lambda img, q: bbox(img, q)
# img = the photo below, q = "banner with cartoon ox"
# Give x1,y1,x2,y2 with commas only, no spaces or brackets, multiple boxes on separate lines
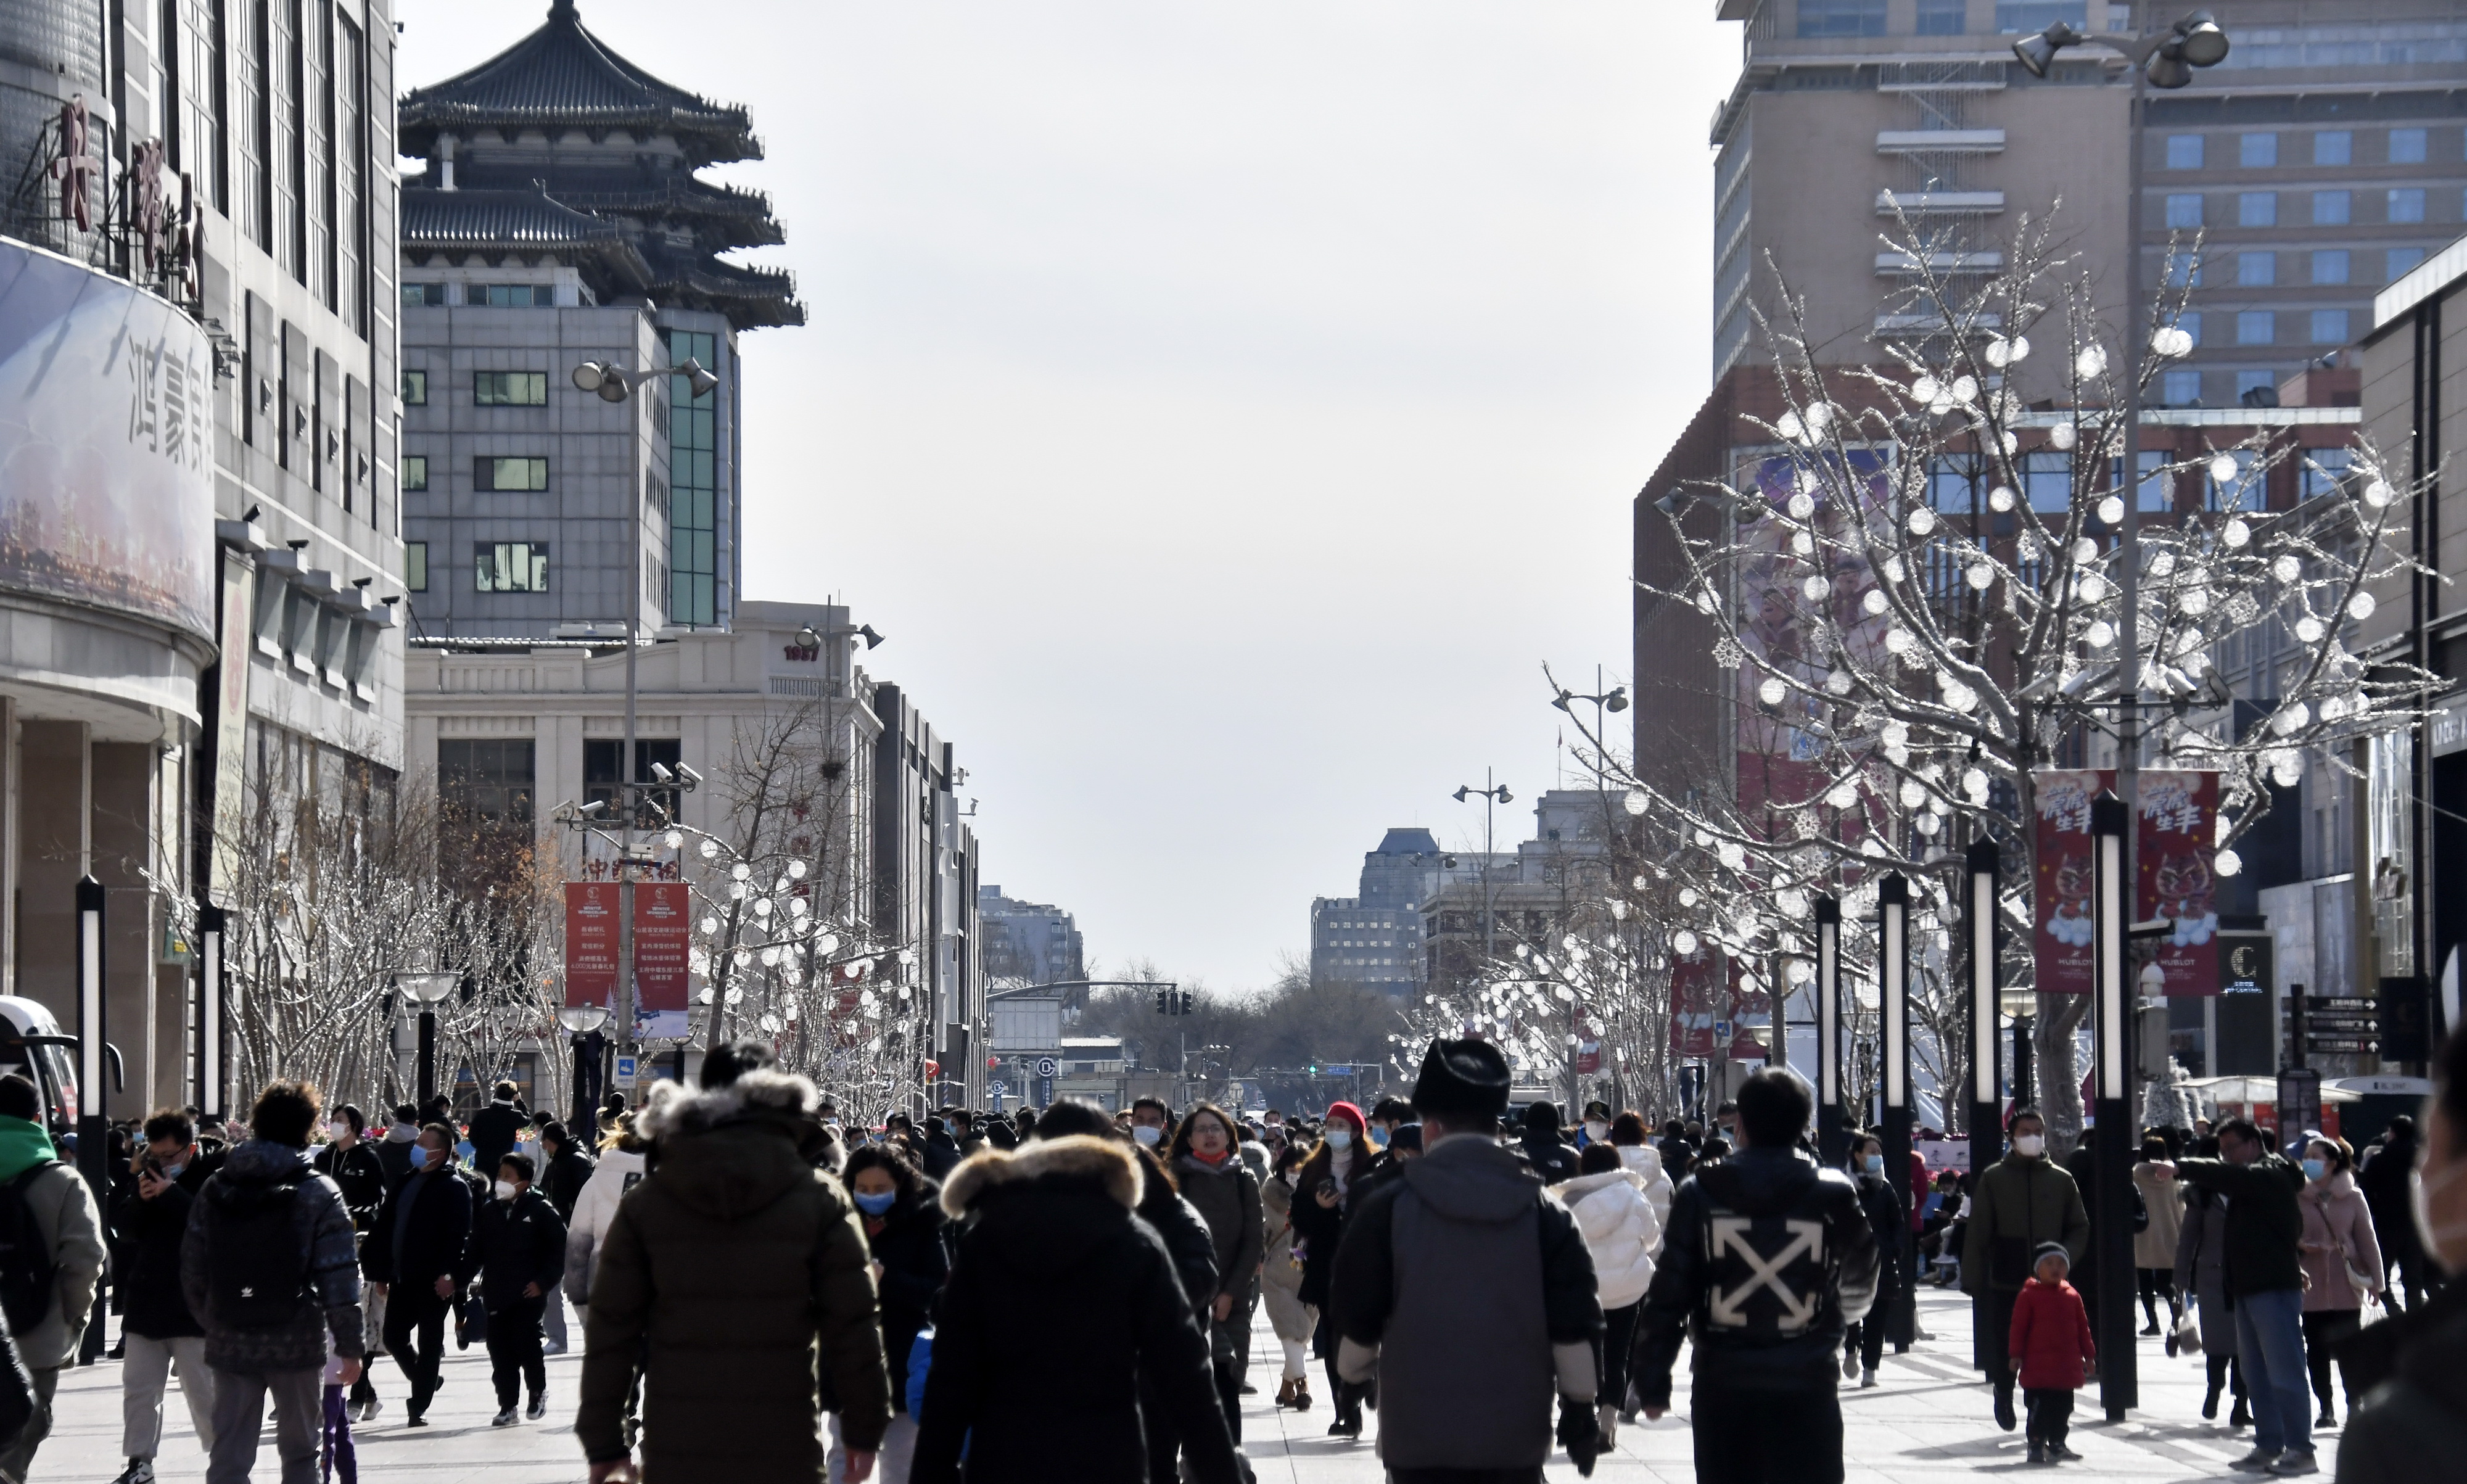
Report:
2030,769,2220,996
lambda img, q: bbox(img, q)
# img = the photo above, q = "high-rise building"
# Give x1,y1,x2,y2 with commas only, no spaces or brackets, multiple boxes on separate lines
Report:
1311,828,1501,995
871,684,985,1108
0,0,406,1121
396,0,800,638
978,887,1087,987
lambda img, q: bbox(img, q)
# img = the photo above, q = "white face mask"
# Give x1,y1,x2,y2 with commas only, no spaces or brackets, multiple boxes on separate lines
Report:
2416,1157,2467,1270
2014,1134,2046,1159
1131,1124,1163,1146
1327,1128,1353,1150
327,1120,350,1141
1584,1121,1610,1142
494,1179,518,1202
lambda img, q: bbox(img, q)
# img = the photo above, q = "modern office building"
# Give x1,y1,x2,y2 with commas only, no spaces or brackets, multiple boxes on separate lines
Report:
978,886,1087,987
1311,827,1504,996
871,683,986,1108
397,0,800,638
0,0,406,1119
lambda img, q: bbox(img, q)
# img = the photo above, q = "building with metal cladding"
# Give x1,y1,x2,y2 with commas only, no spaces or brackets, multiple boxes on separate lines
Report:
0,0,405,1123
397,0,801,638
871,683,985,1109
978,887,1087,987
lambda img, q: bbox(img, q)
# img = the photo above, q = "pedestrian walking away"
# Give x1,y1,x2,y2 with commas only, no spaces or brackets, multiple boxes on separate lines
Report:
1841,1131,1908,1391
0,1072,105,1484
1332,1038,1607,1484
2008,1242,2096,1465
562,1113,648,1324
181,1080,367,1484
471,1152,566,1427
1961,1108,2089,1433
467,1083,527,1185
533,1121,595,1356
1631,1066,1880,1484
110,1108,218,1484
2352,1115,2430,1314
1557,1139,1660,1446
2178,1115,2318,1475
2177,1136,2251,1428
576,1039,890,1484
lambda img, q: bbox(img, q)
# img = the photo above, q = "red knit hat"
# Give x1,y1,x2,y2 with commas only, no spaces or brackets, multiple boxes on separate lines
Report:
1324,1101,1366,1134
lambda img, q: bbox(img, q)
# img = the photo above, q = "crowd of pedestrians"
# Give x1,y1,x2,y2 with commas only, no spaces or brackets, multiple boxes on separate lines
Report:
7,1023,2467,1482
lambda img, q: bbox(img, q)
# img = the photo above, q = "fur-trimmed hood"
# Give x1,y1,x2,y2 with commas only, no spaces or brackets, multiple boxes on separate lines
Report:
634,1069,836,1221
940,1134,1140,1219
637,1068,821,1142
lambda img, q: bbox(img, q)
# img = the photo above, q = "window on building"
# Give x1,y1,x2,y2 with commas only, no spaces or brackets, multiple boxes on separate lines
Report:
2163,251,2202,287
667,329,720,627
2388,188,2427,224
2314,131,2351,167
2236,310,2276,345
2165,134,2204,170
2390,128,2428,165
2165,194,2205,229
475,542,550,593
2235,370,2278,402
2162,368,2203,406
1797,0,1885,36
2312,249,2350,285
402,368,427,405
2024,451,2072,514
468,283,553,307
2389,247,2428,282
439,739,535,832
2310,308,2350,345
2173,311,2201,346
1997,1,2085,31
405,541,427,592
2238,252,2275,287
2233,192,2283,227
2207,450,2260,511
2112,449,2170,513
2240,133,2278,168
1916,0,1966,35
1927,457,1987,512
474,371,548,406
401,455,427,492
474,456,548,492
2312,190,2350,225
2300,447,2352,501
583,738,683,825
400,282,445,308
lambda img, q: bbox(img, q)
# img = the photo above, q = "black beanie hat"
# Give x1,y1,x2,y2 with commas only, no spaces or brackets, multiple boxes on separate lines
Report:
2032,1241,2070,1270
1411,1039,1511,1119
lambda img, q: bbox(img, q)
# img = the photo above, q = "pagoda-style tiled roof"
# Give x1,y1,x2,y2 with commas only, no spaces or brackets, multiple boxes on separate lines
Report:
399,0,760,166
453,170,785,252
400,186,652,292
661,259,805,329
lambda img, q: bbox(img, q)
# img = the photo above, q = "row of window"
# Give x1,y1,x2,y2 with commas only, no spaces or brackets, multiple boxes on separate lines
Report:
400,456,550,492
1923,449,2349,514
2165,129,2453,171
2149,308,2354,349
2167,246,2427,290
401,282,558,308
401,369,558,406
2162,188,2461,229
1800,0,2078,39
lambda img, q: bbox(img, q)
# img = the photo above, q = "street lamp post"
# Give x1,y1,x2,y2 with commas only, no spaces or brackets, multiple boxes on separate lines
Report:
1968,835,2003,1182
1877,872,1915,1349
75,876,107,1364
196,903,226,1122
2090,791,2138,1417
1451,770,1516,1086
398,972,459,1108
558,1003,611,1129
1816,893,1845,1164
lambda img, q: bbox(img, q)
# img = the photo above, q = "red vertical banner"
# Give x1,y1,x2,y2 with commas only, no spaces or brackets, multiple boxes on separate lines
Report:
2138,770,2221,997
634,881,692,1036
1671,949,1721,1056
2030,770,2107,996
564,882,619,1008
1727,958,1772,1060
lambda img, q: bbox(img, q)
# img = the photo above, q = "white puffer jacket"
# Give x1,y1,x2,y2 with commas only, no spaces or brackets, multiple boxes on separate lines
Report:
1617,1144,1675,1241
561,1145,646,1304
1555,1168,1662,1310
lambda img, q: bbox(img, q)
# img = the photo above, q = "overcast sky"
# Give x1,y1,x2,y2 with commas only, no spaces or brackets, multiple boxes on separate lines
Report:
402,1,1737,991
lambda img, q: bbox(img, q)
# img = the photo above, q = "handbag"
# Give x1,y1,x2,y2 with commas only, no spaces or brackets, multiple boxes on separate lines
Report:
2173,1304,2202,1356
455,1286,488,1349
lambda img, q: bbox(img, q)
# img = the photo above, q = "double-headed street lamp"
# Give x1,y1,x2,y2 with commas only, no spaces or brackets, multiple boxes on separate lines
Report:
556,1002,611,1129
1452,772,1514,975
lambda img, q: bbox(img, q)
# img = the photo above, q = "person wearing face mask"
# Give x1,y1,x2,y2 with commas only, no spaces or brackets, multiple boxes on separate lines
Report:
470,1153,567,1427
1166,1103,1264,1450
2291,1136,2381,1431
2177,1116,2315,1474
1290,1102,1371,1437
1577,1101,1615,1150
110,1108,215,1484
1128,1097,1175,1151
2337,1026,2467,1478
358,1123,476,1427
831,1144,945,1484
1840,1132,1908,1390
1961,1108,2090,1433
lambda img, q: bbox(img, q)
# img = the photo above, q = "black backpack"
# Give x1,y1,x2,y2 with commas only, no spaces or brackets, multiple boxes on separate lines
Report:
202,1175,311,1329
0,1163,59,1332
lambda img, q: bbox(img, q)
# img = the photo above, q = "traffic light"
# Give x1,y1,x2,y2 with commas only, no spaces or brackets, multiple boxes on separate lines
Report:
1154,988,1168,1015
1179,989,1195,1015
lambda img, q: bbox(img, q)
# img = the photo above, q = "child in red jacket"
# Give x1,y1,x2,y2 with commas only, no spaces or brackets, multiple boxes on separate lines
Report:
2009,1240,2096,1464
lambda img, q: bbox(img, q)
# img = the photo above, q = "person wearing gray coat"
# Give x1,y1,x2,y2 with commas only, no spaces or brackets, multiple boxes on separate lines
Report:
2175,1145,2247,1428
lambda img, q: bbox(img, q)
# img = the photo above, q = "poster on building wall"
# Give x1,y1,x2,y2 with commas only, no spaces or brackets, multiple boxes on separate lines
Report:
1671,949,1721,1057
2030,769,2220,996
1728,957,1773,1059
207,551,254,909
633,881,692,1038
564,883,619,1008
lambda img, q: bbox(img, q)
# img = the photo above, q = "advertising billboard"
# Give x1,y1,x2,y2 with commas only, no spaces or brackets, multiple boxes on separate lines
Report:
0,241,215,640
2030,769,2220,996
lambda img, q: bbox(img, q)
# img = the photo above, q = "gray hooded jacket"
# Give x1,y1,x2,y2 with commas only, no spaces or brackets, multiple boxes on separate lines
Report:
180,1139,364,1373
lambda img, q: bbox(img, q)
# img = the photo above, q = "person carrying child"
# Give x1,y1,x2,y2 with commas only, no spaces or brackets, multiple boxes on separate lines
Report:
2009,1240,2096,1465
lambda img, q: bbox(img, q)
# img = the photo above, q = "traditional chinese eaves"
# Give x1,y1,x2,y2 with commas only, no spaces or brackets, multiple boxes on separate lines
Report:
398,186,652,292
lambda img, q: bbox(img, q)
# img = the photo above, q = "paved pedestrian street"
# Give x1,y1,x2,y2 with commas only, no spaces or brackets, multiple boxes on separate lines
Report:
39,1285,2346,1483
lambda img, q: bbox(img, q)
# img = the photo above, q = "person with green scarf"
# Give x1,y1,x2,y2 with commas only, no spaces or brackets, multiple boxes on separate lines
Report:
0,1073,105,1483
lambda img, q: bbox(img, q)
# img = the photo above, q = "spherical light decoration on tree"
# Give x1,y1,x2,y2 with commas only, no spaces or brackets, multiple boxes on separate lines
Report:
1951,376,1979,405
1827,781,1858,809
1791,531,1814,556
2152,325,2194,358
1678,887,1699,907
1885,627,1915,654
2208,453,2241,487
2097,494,2126,525
1862,588,1889,617
1988,485,2016,513
1717,841,1746,870
2049,421,2078,451
2273,554,2305,583
1915,812,1941,836
664,830,683,849
2086,620,2116,648
1673,930,1699,955
1788,492,1816,520
1884,556,1906,583
1908,508,1938,537
1759,677,1788,706
2273,701,2311,735
1777,888,1808,917
699,839,720,860
1623,788,1649,817
2349,592,2377,620
2223,517,2252,548
1899,779,1927,809
700,915,719,935
1826,669,1853,696
1801,574,1829,602
1966,563,1995,592
2181,587,2212,616
2294,616,2326,643
1962,767,1990,800
2075,345,2107,379
1911,376,1940,403
2078,572,2109,602
731,862,752,881
1776,410,1806,443
1984,337,2014,368
2365,480,2394,509
787,860,808,880
2074,538,2100,565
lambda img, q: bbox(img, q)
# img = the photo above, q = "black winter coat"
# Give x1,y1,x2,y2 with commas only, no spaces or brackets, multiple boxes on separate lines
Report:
1288,1144,1371,1311
913,1137,1236,1484
110,1171,207,1339
920,1131,962,1182
862,1190,947,1414
471,1188,566,1312
1853,1170,1909,1275
372,1132,419,1197
542,1146,596,1221
2357,1134,2423,1260
1135,1153,1220,1319
313,1142,388,1232
361,1165,476,1290
1521,1129,1579,1187
466,1102,526,1179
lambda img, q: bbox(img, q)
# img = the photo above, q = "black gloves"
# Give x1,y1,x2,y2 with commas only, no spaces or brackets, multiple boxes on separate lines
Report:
1557,1395,1602,1477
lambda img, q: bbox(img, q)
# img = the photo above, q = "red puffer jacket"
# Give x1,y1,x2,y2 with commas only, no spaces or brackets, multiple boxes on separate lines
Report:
2008,1277,2096,1390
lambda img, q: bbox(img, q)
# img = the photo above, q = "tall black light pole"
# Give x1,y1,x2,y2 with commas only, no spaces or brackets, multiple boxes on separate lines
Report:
2091,792,2138,1417
1968,835,2004,1181
399,973,457,1108
75,876,108,1364
1816,894,1845,1163
1451,772,1513,979
196,902,227,1122
1877,873,1914,1349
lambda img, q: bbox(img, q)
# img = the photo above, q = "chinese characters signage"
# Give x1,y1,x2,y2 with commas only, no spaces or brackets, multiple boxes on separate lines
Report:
2030,770,2220,996
634,881,692,1039
564,883,619,1008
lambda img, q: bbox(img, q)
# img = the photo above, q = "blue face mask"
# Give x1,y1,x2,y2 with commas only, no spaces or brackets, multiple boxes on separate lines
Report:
1863,1154,1885,1174
2302,1158,2327,1181
409,1145,434,1171
853,1189,897,1216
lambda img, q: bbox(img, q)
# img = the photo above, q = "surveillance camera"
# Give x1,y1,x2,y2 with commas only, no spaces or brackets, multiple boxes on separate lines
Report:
649,762,674,783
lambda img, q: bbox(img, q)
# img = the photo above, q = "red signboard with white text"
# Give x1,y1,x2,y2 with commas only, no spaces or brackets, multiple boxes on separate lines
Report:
564,883,619,1008
634,881,692,1037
